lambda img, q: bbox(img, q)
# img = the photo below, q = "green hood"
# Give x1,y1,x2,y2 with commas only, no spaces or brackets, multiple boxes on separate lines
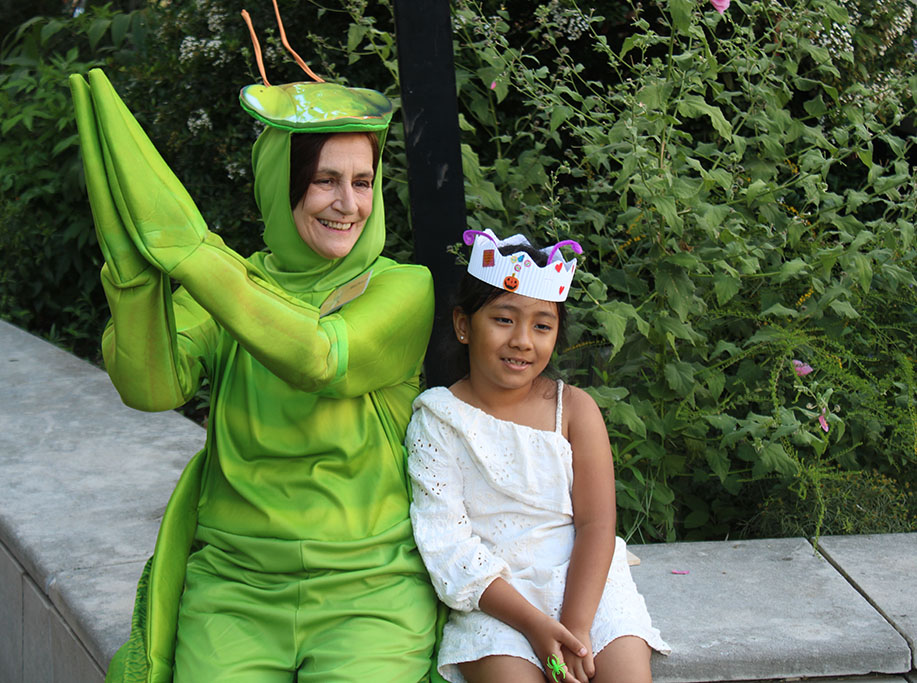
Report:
245,82,393,303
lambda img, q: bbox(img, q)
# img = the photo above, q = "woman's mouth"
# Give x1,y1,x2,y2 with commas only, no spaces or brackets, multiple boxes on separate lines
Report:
318,218,353,231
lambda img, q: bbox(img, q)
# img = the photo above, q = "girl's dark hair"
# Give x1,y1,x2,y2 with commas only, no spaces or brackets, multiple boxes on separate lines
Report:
288,131,381,208
440,241,568,386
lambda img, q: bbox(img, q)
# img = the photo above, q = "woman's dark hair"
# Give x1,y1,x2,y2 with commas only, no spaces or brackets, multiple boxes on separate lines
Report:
440,241,568,386
288,131,381,208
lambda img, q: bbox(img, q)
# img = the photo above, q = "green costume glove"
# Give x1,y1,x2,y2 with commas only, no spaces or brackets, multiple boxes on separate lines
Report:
69,69,206,276
70,72,152,287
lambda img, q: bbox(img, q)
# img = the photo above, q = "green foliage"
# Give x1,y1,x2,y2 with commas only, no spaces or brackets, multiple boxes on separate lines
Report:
445,0,917,541
0,4,149,359
3,0,915,542
746,469,916,540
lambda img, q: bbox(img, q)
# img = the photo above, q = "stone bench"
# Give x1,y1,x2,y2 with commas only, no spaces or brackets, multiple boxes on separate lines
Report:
1,319,915,683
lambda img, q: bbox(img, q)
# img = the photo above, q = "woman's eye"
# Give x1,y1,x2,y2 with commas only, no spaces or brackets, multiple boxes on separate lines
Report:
355,179,373,189
313,178,333,186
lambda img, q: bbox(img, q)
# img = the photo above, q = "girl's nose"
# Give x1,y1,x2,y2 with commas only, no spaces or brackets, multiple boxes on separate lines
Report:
509,326,533,349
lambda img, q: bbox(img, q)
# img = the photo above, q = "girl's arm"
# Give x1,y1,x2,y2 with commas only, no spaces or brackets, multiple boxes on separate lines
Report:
407,409,513,612
408,406,588,683
477,578,588,683
559,385,617,680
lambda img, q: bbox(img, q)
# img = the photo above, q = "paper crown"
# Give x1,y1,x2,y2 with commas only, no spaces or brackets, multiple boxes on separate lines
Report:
463,229,582,302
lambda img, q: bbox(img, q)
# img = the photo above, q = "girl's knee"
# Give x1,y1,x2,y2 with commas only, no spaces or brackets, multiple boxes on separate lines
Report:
593,636,653,683
459,655,546,683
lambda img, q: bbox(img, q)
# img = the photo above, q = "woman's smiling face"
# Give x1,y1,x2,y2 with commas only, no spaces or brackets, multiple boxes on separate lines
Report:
292,133,375,260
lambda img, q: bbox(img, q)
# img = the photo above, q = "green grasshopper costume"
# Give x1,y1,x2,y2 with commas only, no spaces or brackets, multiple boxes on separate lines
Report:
70,66,442,682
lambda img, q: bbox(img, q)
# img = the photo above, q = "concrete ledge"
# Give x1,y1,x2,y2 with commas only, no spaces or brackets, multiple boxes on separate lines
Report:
632,538,912,682
0,320,204,682
1,319,914,683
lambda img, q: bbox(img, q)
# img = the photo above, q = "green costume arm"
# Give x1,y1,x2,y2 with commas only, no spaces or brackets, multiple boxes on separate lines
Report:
73,69,433,402
172,244,434,396
71,71,215,411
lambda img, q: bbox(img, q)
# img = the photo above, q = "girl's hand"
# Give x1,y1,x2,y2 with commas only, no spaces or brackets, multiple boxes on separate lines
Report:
561,626,595,681
522,612,588,683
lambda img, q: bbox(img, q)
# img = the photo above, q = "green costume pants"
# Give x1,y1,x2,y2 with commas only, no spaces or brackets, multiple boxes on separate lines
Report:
173,530,437,682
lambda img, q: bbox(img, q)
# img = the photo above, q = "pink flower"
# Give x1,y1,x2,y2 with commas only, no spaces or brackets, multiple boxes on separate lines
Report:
709,0,730,13
793,359,813,376
818,413,829,432
490,81,497,90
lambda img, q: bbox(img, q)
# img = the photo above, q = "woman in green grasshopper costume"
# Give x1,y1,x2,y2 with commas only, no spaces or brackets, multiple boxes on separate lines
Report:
69,17,440,681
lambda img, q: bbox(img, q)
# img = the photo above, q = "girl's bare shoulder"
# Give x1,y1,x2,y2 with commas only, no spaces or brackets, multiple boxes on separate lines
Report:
562,383,604,434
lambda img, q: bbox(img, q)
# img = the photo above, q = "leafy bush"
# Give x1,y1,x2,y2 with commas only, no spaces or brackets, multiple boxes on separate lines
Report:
442,0,917,541
0,5,149,359
3,0,915,542
746,469,915,539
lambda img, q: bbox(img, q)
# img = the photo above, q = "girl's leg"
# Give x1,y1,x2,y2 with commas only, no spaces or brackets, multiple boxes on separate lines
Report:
592,635,652,683
459,655,546,683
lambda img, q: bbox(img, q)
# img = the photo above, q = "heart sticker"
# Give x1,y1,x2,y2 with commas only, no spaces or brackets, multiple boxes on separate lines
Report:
555,262,563,272
559,286,565,294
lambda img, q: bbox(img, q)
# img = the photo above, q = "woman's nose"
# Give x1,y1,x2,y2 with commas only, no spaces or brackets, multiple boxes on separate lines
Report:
333,183,357,214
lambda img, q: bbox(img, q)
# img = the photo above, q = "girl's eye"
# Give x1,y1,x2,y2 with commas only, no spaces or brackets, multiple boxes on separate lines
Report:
494,316,512,324
535,324,553,332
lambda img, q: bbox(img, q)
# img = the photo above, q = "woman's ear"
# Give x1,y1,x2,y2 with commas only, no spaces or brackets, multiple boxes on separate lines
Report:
453,307,469,344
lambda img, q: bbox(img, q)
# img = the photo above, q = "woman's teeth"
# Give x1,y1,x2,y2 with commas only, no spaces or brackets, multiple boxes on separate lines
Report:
318,218,352,231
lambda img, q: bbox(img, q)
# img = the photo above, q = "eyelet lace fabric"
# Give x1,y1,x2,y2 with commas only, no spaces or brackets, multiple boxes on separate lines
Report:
407,382,670,682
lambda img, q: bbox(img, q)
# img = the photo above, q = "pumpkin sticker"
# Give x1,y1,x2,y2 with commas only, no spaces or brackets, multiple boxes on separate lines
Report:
503,274,520,292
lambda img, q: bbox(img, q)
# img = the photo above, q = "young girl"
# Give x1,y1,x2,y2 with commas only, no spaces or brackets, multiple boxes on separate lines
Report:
408,229,669,683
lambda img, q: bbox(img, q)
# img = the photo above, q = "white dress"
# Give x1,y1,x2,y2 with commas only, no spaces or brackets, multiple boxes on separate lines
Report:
407,381,670,683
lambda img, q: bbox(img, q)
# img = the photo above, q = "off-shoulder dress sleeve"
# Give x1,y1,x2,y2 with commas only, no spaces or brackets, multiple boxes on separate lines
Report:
407,403,512,612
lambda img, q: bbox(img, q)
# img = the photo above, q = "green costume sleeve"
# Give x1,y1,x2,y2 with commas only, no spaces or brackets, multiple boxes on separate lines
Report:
73,68,433,403
71,71,215,410
172,244,434,395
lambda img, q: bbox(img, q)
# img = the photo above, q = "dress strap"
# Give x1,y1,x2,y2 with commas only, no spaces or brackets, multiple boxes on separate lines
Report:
555,379,565,433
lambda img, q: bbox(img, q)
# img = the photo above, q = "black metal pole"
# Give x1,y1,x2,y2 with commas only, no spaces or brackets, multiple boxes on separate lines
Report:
393,0,466,388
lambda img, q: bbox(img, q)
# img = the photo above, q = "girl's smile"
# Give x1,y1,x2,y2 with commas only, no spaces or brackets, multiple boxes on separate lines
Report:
455,292,560,396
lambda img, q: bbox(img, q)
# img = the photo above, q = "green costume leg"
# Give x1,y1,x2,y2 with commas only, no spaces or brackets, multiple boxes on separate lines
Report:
173,540,438,683
294,570,436,682
173,547,298,683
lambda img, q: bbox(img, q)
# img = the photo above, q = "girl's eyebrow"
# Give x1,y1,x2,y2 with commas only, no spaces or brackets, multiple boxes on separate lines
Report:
492,303,558,320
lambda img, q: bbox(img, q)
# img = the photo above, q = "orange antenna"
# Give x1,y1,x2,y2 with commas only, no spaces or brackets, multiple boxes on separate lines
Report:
271,0,325,83
241,10,271,87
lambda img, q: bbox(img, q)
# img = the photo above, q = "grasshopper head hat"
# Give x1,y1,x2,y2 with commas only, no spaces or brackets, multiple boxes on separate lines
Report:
241,1,393,290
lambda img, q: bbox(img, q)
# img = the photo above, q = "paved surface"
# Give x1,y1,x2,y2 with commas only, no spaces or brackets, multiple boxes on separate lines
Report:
0,320,204,678
1,318,915,682
630,538,912,682
818,534,917,669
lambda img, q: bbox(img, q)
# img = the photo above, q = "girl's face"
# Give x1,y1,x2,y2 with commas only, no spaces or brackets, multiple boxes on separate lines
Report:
454,292,559,391
292,133,375,260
